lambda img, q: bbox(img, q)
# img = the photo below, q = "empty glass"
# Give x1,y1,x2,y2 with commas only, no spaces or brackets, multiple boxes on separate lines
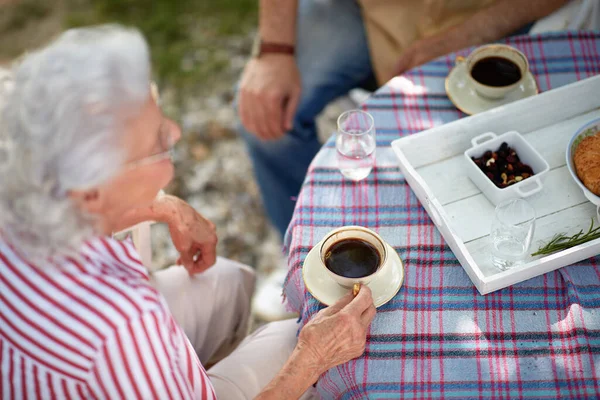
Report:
336,110,376,181
491,198,536,270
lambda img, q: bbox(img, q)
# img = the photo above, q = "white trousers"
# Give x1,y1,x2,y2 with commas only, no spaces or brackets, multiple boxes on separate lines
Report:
150,258,317,400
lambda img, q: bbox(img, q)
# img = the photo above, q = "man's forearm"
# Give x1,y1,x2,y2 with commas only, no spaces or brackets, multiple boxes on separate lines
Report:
259,0,298,45
450,0,569,48
255,347,321,400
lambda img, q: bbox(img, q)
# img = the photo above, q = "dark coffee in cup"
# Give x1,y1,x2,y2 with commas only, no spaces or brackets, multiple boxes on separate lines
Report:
471,56,522,87
324,238,381,278
463,44,528,99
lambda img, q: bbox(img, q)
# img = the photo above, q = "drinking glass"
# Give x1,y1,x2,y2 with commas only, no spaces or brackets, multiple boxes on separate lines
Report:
336,110,376,181
491,198,536,270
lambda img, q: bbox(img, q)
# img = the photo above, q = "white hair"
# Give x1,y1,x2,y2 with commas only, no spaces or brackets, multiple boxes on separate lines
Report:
0,25,151,260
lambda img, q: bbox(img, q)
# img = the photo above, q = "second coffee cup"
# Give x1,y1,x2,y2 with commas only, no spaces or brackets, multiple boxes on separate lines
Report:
461,44,529,100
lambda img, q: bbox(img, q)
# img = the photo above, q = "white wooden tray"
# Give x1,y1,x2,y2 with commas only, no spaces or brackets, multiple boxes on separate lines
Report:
391,76,600,294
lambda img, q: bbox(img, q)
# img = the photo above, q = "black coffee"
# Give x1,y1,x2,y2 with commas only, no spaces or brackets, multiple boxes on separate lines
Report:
471,57,522,87
324,239,380,278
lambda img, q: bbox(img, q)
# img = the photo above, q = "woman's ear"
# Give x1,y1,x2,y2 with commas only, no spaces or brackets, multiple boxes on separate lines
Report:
68,188,104,214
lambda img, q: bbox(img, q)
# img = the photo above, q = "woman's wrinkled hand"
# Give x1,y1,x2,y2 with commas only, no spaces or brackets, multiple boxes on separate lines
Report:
297,285,376,373
159,195,218,274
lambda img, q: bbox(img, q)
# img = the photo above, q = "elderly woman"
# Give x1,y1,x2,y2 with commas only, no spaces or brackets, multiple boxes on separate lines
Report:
0,26,376,399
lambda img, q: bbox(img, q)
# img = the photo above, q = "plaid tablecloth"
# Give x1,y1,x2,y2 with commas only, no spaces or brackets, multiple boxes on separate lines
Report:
283,32,600,399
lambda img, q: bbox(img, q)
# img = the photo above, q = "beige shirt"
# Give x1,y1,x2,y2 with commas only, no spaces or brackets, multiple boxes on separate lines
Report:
358,0,496,84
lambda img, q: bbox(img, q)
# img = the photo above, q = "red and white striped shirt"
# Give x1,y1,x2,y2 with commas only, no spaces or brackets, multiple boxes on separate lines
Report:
0,235,216,399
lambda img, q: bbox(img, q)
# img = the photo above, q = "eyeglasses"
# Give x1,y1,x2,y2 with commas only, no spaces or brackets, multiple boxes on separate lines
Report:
124,119,174,170
123,82,175,170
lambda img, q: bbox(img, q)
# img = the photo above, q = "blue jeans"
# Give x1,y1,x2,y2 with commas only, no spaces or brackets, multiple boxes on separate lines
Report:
236,0,374,237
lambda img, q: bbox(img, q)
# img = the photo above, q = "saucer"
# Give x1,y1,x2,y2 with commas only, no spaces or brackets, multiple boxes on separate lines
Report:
302,242,404,307
445,60,538,115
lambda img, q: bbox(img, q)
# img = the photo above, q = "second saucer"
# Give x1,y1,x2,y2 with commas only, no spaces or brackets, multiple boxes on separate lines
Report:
445,57,538,115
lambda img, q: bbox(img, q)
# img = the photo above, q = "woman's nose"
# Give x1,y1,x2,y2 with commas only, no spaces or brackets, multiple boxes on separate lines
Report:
167,119,182,144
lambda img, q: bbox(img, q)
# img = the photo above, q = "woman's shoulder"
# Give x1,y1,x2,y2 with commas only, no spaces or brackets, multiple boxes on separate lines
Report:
59,240,170,328
0,235,174,380
1,234,170,341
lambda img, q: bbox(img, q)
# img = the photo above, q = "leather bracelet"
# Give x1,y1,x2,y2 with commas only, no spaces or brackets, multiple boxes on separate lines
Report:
251,37,295,58
260,42,295,55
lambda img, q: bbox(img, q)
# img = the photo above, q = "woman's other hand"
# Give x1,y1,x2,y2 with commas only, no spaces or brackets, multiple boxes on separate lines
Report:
298,285,376,372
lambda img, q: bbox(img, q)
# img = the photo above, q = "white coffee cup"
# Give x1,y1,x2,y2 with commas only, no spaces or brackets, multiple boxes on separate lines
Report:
320,226,387,288
459,44,529,100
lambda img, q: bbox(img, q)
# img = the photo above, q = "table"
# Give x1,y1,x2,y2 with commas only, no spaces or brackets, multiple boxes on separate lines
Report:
283,31,600,399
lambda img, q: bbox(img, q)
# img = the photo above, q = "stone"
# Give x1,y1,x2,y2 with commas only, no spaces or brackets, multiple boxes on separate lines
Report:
190,143,210,161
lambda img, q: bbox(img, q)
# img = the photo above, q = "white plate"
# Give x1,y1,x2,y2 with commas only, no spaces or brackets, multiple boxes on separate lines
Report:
302,242,404,307
445,61,538,115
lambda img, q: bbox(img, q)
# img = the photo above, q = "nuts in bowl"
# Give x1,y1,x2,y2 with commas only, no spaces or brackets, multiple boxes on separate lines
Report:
470,142,535,188
464,131,550,206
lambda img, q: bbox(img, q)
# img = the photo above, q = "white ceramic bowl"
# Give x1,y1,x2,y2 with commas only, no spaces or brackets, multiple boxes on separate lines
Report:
565,118,600,220
464,131,550,206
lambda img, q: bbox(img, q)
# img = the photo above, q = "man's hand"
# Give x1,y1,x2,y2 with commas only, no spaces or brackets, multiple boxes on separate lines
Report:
238,55,301,140
161,196,218,275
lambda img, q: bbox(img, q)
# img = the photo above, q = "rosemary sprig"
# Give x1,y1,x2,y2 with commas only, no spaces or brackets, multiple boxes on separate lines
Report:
532,219,600,256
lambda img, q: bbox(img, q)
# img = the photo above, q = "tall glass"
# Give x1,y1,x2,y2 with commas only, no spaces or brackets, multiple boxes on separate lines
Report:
491,198,536,270
336,110,376,181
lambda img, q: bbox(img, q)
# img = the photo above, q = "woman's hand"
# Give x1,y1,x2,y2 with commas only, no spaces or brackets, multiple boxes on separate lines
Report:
116,193,218,274
298,285,376,372
160,195,218,275
255,287,376,400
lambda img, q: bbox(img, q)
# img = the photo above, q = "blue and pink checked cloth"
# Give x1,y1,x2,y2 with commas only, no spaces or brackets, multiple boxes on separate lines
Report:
283,32,600,399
